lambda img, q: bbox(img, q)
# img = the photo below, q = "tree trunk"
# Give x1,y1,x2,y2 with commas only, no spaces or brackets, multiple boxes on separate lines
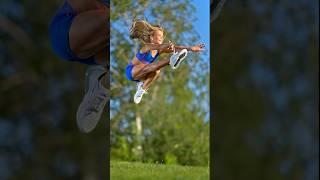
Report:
135,111,143,159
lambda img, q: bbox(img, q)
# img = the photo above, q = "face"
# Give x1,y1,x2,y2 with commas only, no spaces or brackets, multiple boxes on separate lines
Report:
150,30,163,44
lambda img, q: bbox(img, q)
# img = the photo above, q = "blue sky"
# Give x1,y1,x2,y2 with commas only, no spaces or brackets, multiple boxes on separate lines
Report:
190,0,210,121
191,0,210,63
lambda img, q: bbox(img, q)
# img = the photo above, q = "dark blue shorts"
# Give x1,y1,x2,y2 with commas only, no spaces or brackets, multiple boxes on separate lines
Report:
49,1,96,65
101,0,110,6
125,63,140,82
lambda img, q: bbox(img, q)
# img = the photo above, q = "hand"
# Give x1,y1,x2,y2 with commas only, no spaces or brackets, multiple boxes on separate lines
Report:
167,41,175,52
161,41,175,52
191,43,205,52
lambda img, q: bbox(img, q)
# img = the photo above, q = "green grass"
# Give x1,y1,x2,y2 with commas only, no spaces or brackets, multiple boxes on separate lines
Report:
111,161,209,180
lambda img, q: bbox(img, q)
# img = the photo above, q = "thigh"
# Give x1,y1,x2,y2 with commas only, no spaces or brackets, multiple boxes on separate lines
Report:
69,9,109,59
131,64,155,81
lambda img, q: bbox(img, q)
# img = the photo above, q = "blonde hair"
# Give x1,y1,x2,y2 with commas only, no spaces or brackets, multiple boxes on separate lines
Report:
130,19,164,43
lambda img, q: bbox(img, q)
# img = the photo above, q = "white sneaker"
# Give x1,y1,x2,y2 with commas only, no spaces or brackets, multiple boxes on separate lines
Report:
169,49,188,69
136,82,143,91
76,65,109,133
134,88,146,104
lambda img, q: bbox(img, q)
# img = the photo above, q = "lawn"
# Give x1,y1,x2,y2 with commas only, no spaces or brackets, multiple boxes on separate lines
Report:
111,161,209,180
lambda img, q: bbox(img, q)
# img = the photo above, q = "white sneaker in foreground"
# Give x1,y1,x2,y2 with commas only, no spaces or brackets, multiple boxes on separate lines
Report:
169,49,188,69
136,82,143,91
76,65,109,133
134,88,146,104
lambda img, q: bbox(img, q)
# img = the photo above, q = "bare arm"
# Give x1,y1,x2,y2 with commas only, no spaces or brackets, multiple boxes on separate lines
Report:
175,43,205,52
174,45,192,51
140,42,174,53
159,43,206,53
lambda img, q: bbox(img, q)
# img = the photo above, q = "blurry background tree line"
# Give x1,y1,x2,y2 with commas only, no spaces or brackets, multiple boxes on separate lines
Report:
110,0,210,166
0,0,108,179
212,0,318,179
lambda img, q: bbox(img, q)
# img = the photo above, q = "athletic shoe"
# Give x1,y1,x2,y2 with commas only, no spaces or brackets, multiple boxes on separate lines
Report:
134,88,146,104
169,49,188,69
76,65,109,133
136,82,143,91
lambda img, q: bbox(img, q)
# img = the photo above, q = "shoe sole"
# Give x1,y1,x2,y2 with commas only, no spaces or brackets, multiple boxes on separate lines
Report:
173,52,187,68
77,65,107,133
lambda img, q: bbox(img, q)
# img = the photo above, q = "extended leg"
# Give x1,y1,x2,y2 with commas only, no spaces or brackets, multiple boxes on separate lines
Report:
69,9,109,60
132,59,169,80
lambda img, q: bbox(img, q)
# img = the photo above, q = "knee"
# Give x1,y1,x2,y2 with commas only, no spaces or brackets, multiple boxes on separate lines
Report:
155,70,161,77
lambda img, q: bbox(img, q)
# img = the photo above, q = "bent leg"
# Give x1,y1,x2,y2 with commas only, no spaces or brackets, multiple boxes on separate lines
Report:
132,59,169,80
69,9,109,59
142,70,160,90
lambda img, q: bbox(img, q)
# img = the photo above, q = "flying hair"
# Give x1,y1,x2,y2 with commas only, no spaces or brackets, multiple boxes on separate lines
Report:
130,18,164,43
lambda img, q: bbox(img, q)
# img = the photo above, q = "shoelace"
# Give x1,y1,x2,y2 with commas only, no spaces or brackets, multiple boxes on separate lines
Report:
86,92,108,115
137,82,143,90
137,90,145,97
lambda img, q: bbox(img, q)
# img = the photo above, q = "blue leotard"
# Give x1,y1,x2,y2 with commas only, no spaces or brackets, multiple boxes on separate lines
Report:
135,49,159,64
125,49,159,82
49,0,109,65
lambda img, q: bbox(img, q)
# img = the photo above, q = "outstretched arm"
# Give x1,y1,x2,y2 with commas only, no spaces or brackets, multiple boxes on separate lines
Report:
160,43,205,53
174,45,192,51
140,42,174,53
175,43,205,52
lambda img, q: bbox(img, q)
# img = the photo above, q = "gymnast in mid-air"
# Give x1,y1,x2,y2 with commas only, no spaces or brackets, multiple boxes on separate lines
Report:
126,19,205,104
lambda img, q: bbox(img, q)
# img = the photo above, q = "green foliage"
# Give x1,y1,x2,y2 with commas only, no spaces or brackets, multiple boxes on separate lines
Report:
165,153,177,165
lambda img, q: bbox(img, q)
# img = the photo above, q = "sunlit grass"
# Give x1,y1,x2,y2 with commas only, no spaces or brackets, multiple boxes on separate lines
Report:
111,161,209,180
